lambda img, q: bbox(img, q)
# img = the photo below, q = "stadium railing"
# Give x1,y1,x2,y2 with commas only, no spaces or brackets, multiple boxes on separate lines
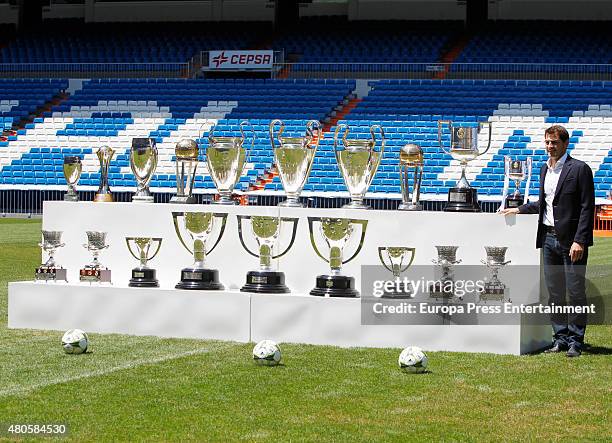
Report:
0,63,191,79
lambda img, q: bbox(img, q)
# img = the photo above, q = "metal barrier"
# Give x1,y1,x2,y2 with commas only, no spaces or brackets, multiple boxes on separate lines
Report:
0,63,191,79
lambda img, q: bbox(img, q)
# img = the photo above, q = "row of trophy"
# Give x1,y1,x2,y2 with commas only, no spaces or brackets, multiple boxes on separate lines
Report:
62,119,531,212
36,218,511,301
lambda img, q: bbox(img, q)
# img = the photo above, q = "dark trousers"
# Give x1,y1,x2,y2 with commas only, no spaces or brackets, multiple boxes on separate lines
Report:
542,232,588,349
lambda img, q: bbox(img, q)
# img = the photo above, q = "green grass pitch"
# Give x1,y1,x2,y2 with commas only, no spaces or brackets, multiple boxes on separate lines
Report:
0,218,610,441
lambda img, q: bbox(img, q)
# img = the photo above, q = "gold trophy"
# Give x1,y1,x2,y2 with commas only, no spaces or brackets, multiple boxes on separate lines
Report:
170,138,199,204
398,144,424,211
378,247,416,298
94,145,115,202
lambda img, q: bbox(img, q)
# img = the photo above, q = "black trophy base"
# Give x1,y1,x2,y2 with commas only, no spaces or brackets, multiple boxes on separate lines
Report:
504,196,524,209
129,268,159,288
175,267,223,290
241,270,290,294
310,274,359,298
444,188,482,212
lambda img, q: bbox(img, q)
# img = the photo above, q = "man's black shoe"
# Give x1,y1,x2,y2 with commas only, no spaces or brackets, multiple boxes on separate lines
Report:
566,346,582,358
544,343,566,353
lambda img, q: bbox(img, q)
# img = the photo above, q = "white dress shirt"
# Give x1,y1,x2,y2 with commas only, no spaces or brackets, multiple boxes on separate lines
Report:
543,152,568,227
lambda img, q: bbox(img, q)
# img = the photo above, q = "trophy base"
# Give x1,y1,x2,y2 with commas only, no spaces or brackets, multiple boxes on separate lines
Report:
94,193,113,203
479,286,509,303
504,196,524,209
444,188,481,212
132,195,154,203
35,267,67,282
398,202,422,211
278,199,304,208
310,274,359,297
175,267,223,290
129,268,159,288
170,195,197,204
211,198,237,206
79,267,112,283
241,270,290,294
64,194,79,202
428,281,455,299
342,201,370,210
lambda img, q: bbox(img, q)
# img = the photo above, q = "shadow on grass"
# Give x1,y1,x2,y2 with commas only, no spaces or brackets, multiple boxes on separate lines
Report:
583,344,612,355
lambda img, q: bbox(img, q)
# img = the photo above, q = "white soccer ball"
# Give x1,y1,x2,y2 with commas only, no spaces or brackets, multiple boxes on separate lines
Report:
61,329,89,354
398,346,428,373
252,340,281,366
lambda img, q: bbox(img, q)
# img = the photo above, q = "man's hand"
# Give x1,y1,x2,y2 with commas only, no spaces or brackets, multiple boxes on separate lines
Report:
569,242,585,263
498,207,520,215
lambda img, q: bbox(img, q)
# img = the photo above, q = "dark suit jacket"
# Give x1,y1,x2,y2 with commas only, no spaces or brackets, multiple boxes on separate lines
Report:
518,155,595,249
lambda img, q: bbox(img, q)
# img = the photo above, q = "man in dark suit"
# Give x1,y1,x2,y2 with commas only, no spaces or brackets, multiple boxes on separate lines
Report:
501,125,595,357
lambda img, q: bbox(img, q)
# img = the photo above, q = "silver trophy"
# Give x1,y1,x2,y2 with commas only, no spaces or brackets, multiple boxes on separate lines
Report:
378,247,416,298
309,217,368,297
130,138,158,203
80,231,111,283
438,121,492,212
334,124,385,209
502,156,532,210
63,156,82,202
35,230,67,281
398,143,424,211
429,246,462,299
94,146,115,202
126,237,162,287
270,119,321,207
206,121,255,205
170,138,199,204
480,246,511,303
173,211,227,290
237,215,299,293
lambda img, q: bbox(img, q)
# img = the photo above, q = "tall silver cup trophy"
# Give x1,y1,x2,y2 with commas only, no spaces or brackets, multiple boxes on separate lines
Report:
398,143,424,211
130,138,158,203
80,231,111,283
35,230,67,281
479,246,511,302
206,121,254,205
270,119,321,207
170,138,199,204
503,156,532,209
63,156,82,202
429,245,462,299
94,146,115,202
438,121,492,212
334,124,385,209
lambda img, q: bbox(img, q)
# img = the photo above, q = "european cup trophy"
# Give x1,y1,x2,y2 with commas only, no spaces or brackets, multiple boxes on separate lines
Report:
94,145,115,202
334,124,385,209
429,246,462,299
237,215,299,293
270,119,321,207
206,121,255,205
173,211,227,290
130,138,158,203
80,231,111,283
35,230,67,281
398,143,424,211
63,156,82,202
170,138,199,204
438,121,492,212
126,237,162,287
309,217,368,297
378,247,416,298
502,156,532,209
479,246,511,302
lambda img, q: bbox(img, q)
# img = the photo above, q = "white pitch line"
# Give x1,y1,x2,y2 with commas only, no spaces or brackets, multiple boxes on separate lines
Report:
0,347,214,398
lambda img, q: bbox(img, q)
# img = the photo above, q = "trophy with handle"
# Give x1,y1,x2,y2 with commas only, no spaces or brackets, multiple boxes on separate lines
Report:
94,146,115,202
172,211,227,290
35,230,67,281
429,246,462,299
378,247,416,298
170,138,199,204
334,124,385,209
130,138,158,203
438,121,492,212
80,231,111,283
270,119,321,207
502,156,532,210
206,121,254,205
237,215,299,293
479,246,511,303
63,156,82,202
126,237,162,287
398,143,424,211
308,217,368,297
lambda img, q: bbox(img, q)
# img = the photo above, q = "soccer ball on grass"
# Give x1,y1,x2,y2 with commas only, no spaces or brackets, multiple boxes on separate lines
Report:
252,340,281,366
61,329,89,354
398,346,427,373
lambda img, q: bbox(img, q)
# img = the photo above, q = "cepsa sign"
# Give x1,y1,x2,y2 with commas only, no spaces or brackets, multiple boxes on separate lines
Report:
208,50,274,70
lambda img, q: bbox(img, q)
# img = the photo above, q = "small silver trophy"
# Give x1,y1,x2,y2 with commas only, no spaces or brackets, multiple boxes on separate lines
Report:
378,246,416,298
334,124,385,209
126,237,162,287
479,246,511,303
130,138,158,203
80,231,111,283
170,138,199,204
63,156,82,202
502,156,532,210
398,143,424,211
35,230,67,281
429,246,462,299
